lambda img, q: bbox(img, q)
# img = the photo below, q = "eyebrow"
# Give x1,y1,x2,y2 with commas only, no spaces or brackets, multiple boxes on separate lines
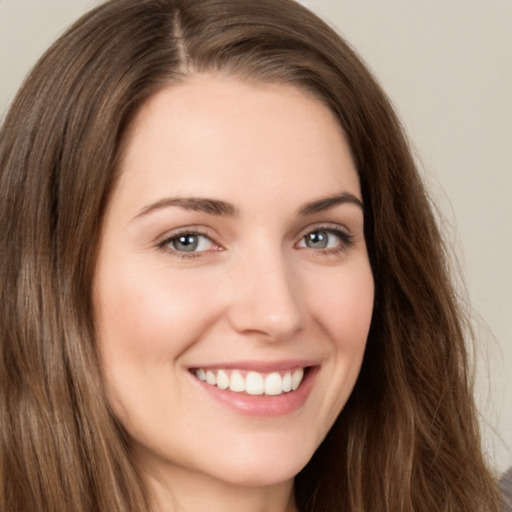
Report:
134,191,363,220
297,192,363,216
134,197,238,219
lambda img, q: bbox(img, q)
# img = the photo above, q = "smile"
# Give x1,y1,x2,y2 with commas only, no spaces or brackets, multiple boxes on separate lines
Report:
193,368,305,396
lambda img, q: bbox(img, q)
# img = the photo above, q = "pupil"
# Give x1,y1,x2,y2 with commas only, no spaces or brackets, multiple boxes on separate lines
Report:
175,235,198,252
308,231,327,248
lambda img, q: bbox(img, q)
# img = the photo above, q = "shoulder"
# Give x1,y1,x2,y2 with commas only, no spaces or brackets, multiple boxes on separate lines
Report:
500,467,512,512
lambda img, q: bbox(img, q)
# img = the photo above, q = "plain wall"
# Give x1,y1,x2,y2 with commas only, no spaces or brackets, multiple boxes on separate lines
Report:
1,0,511,474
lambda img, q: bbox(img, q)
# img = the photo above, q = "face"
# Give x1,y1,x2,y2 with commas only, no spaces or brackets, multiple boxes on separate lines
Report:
93,75,374,492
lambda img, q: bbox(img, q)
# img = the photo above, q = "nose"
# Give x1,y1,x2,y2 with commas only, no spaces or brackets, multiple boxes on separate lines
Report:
226,248,304,342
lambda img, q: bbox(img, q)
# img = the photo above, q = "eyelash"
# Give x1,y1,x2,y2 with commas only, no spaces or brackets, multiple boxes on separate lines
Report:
157,225,355,260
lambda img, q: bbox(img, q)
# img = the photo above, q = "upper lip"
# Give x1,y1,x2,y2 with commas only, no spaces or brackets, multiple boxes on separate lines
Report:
188,359,318,373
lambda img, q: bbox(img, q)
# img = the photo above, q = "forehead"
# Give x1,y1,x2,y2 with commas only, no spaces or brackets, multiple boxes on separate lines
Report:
114,74,360,212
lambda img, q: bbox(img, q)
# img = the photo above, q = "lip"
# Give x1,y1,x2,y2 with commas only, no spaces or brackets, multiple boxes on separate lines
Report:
188,361,319,417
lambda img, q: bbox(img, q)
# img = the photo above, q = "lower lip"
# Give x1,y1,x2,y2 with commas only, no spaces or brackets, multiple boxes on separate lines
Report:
191,367,318,417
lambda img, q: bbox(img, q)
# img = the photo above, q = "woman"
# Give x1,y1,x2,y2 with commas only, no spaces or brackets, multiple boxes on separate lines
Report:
0,0,501,511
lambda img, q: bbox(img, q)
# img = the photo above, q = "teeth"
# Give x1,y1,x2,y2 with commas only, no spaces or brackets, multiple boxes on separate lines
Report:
194,367,306,396
229,371,245,392
291,368,304,390
282,372,292,392
246,372,264,395
264,372,282,395
216,370,230,390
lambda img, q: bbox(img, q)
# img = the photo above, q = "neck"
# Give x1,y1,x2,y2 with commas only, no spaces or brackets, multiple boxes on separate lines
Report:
143,464,298,512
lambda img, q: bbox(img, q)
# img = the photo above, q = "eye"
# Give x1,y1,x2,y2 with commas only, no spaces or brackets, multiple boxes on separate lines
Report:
160,232,217,254
297,228,353,251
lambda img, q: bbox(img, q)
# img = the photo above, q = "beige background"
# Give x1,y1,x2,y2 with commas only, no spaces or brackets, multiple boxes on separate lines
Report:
1,0,511,475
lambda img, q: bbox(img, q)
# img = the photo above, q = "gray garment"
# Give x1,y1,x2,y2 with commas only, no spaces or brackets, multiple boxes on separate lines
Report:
501,467,512,512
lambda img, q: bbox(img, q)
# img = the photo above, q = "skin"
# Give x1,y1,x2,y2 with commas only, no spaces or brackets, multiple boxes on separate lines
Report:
93,74,374,512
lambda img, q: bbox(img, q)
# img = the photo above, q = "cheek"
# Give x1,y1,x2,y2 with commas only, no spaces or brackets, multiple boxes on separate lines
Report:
94,263,224,362
309,263,374,348
93,264,227,432
293,261,373,440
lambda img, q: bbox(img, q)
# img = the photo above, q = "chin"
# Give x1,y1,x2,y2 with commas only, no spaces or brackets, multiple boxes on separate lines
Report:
199,434,319,488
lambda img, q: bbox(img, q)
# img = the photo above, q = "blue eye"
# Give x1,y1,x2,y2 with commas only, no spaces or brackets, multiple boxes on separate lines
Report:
298,228,352,251
164,233,215,253
303,230,331,249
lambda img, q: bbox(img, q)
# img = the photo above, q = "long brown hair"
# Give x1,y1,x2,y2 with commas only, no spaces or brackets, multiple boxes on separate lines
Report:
0,0,500,510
